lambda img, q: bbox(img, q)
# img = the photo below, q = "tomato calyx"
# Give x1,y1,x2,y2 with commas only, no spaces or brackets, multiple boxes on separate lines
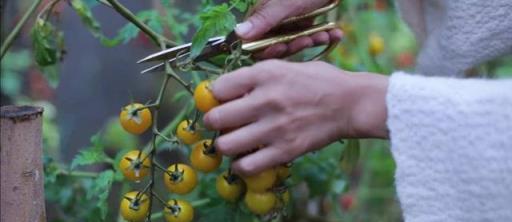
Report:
201,140,217,155
166,199,182,217
184,119,197,132
124,192,147,211
123,154,151,177
167,163,185,183
223,169,240,184
124,105,145,124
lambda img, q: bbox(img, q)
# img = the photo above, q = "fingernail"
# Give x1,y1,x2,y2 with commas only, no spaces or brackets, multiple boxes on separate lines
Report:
235,22,253,37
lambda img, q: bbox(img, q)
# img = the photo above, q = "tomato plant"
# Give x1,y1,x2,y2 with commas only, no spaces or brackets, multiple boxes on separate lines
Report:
10,0,510,221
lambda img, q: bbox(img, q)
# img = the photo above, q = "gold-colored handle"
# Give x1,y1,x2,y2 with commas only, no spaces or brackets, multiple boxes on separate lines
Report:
241,22,337,52
281,0,340,25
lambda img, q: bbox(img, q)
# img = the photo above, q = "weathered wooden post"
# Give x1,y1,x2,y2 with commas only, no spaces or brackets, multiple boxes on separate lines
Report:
1,105,46,222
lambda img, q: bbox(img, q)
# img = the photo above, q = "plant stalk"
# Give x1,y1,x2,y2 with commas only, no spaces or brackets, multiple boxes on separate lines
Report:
104,0,176,47
0,0,43,60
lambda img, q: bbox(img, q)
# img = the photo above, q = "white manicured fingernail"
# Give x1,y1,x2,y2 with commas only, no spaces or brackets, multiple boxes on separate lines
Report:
235,22,253,37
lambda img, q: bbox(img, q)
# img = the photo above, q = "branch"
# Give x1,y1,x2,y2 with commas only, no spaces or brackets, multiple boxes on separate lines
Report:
0,0,43,60
103,0,177,47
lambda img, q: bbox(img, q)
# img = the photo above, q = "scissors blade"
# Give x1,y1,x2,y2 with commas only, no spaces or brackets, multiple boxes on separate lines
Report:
139,37,229,74
137,36,225,64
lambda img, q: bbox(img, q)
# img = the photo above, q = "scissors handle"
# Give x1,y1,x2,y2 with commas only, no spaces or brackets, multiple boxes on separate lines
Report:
241,22,337,52
281,0,340,25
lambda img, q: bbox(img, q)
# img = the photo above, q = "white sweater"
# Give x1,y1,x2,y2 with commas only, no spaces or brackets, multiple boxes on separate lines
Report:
389,1,512,221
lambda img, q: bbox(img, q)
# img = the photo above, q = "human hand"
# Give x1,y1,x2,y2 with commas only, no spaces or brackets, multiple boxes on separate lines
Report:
203,60,389,175
236,0,343,58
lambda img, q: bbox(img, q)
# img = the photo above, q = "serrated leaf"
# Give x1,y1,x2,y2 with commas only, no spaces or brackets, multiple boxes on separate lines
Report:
340,139,360,174
90,170,114,220
31,19,64,87
190,4,236,58
70,149,109,169
71,132,108,169
82,170,114,220
32,19,59,67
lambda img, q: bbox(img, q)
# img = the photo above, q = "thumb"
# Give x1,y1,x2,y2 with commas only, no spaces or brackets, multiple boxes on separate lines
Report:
235,2,293,40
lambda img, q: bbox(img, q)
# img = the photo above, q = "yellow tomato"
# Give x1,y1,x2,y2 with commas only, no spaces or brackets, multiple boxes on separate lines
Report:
368,33,385,56
216,171,245,202
120,191,150,222
164,163,198,194
119,150,151,181
176,120,202,145
244,191,277,215
164,199,194,222
119,103,152,134
190,139,222,173
193,80,219,113
276,164,291,182
243,168,277,192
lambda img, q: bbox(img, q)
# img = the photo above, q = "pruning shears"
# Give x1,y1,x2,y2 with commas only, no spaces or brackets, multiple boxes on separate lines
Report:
137,0,340,74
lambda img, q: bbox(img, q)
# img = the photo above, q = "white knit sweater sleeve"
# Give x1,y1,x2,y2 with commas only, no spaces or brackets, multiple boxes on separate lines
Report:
387,72,512,222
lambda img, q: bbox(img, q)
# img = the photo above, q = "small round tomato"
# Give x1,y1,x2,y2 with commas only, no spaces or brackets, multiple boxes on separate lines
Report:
216,171,245,202
164,163,198,195
276,164,291,182
164,199,194,222
244,191,277,215
176,120,202,145
368,33,385,56
119,103,152,134
243,168,277,192
119,150,151,181
190,139,222,172
193,80,219,113
120,191,150,222
277,189,291,207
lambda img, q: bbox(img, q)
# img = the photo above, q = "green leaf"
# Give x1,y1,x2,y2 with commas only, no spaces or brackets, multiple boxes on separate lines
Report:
31,19,64,86
70,149,109,169
32,19,59,67
90,170,114,220
229,0,256,12
71,0,102,37
70,132,109,169
190,4,236,58
340,139,360,174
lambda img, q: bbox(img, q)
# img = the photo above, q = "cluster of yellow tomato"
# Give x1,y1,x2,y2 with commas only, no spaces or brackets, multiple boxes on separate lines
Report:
116,80,292,222
118,102,195,222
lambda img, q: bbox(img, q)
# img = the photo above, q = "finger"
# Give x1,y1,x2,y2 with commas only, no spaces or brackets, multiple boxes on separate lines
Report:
211,67,259,102
235,3,295,39
203,96,260,130
329,29,344,42
215,122,271,157
286,36,314,55
232,146,290,175
252,43,288,60
311,31,330,46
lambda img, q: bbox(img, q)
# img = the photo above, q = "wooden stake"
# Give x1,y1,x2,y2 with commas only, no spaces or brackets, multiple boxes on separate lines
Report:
1,105,46,222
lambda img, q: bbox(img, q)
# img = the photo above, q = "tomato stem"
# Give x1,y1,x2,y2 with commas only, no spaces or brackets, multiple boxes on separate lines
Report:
103,0,176,47
0,0,43,59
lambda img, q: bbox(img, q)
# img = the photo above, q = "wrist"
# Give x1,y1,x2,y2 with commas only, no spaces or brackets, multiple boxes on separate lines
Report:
348,73,389,138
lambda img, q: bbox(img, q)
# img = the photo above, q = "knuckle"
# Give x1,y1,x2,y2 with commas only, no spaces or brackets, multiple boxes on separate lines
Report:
250,11,275,29
205,109,221,129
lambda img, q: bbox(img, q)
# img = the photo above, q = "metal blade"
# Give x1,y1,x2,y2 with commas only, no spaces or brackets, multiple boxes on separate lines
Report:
137,36,225,63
